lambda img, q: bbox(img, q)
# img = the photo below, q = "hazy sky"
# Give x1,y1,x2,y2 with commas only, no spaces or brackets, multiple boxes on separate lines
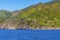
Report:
0,0,51,11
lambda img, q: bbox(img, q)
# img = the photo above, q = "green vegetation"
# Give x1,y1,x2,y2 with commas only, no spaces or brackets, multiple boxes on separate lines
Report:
0,0,60,29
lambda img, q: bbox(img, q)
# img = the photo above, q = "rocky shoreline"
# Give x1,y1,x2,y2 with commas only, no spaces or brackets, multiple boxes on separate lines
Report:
0,25,60,30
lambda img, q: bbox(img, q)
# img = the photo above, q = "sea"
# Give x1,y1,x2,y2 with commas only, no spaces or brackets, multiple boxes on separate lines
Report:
0,30,60,40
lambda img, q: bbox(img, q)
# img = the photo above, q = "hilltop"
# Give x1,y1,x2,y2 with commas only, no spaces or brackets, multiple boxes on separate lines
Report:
0,0,60,29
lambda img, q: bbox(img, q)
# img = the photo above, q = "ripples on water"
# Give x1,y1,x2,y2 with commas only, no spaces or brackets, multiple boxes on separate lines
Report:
0,30,60,40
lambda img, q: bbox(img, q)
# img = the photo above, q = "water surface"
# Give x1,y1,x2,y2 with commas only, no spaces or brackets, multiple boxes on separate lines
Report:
0,30,60,40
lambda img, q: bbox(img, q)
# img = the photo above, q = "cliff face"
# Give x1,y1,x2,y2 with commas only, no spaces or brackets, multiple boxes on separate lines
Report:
0,0,60,29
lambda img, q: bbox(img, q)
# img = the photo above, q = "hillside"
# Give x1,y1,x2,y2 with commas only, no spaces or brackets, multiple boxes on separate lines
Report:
0,0,60,29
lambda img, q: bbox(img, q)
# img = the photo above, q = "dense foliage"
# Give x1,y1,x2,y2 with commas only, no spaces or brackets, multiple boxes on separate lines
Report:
0,0,60,29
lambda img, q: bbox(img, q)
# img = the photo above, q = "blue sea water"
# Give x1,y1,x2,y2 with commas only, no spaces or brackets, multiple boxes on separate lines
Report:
0,30,60,40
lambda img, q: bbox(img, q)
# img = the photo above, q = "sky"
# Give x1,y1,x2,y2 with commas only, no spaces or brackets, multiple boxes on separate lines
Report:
0,0,51,11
